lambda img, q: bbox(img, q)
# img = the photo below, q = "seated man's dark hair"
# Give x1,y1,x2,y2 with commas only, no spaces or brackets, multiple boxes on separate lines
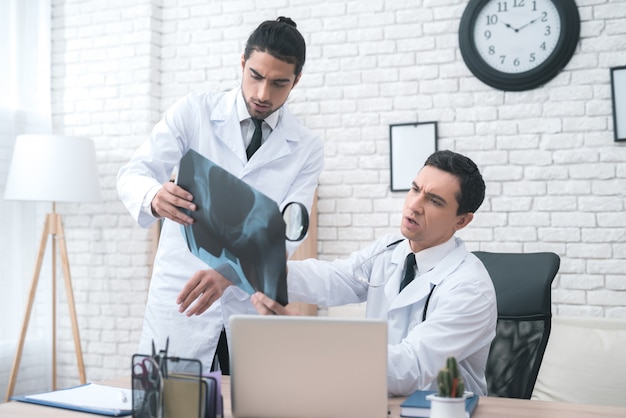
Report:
424,150,485,215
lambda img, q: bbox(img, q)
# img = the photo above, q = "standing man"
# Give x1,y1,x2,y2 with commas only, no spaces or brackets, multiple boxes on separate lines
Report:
117,17,323,374
251,150,497,396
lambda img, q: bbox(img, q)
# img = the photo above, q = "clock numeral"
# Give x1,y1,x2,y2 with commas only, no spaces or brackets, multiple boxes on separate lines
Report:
532,1,537,12
541,11,548,22
484,30,492,40
540,41,546,51
544,25,551,36
496,0,529,12
485,14,498,26
529,53,536,63
489,46,496,55
495,56,525,67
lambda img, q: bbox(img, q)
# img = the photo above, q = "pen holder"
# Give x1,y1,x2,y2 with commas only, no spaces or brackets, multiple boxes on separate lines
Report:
132,354,164,418
132,353,213,418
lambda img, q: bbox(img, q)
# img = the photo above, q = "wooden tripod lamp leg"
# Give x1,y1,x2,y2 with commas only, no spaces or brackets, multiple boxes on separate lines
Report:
4,213,87,402
54,213,87,385
5,215,52,402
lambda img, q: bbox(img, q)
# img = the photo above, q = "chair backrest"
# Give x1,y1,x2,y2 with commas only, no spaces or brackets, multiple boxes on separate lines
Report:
473,251,560,399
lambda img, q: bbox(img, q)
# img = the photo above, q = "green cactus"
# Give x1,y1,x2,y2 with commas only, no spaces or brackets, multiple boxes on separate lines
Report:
436,356,465,397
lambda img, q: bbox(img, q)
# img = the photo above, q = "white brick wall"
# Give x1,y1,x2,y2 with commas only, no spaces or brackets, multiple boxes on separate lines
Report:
48,0,626,385
50,0,161,388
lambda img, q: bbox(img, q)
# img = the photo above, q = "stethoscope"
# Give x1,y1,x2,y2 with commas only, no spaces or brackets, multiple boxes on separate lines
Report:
353,238,404,288
352,238,436,321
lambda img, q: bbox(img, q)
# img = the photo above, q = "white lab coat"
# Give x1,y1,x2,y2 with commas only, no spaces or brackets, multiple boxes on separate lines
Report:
287,234,497,397
117,87,324,371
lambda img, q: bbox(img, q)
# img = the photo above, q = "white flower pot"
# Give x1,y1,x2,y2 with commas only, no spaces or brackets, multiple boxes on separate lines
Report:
426,393,472,418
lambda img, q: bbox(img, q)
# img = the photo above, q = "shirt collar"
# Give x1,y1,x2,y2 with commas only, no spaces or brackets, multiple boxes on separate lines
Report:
236,88,280,130
412,236,457,275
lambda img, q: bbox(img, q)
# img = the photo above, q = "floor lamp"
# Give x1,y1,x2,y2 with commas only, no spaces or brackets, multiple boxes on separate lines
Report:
3,135,102,401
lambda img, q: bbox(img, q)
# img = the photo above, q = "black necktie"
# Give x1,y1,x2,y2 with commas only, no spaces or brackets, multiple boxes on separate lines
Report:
246,118,263,160
399,253,416,292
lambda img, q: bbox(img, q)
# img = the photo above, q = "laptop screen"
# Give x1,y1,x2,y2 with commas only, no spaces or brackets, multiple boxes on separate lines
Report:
229,315,388,418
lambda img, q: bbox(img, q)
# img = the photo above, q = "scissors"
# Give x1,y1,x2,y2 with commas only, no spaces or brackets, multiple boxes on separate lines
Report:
132,356,163,418
133,357,160,390
131,339,170,418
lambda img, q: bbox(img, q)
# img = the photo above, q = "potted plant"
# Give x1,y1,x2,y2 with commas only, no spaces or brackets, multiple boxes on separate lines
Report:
426,357,473,418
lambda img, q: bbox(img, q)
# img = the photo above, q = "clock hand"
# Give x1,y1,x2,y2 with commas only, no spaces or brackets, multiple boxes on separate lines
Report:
500,20,517,31
516,16,540,32
500,16,540,33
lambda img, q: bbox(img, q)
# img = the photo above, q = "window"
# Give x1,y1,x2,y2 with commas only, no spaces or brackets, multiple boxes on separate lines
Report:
0,0,53,397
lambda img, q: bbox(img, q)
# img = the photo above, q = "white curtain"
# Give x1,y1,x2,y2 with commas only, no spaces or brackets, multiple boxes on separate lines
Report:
0,0,53,399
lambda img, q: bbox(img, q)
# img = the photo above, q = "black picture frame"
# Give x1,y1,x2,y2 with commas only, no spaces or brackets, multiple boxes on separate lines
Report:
389,122,437,192
610,66,626,142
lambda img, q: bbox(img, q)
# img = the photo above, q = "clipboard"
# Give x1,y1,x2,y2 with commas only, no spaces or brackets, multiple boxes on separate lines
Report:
11,383,133,416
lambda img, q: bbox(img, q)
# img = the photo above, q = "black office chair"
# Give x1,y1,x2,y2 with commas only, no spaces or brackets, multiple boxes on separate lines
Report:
473,251,560,399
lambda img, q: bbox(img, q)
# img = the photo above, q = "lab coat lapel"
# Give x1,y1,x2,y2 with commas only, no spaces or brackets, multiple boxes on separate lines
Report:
210,89,247,159
383,243,411,302
388,241,466,311
210,91,299,168
244,108,295,169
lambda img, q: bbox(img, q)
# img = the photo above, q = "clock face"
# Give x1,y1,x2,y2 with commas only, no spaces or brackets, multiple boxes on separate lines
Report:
458,0,580,91
473,0,561,74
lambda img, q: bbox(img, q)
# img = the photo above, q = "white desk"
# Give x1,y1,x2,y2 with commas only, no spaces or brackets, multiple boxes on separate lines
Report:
2,376,626,418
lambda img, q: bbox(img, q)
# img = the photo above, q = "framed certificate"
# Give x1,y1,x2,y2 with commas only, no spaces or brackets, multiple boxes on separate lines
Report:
389,122,437,191
611,66,626,142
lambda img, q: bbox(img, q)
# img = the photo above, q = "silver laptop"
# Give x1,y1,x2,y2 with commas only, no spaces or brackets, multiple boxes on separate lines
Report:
229,314,388,418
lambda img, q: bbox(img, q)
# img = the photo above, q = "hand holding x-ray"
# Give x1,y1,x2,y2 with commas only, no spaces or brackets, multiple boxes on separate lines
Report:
177,150,308,306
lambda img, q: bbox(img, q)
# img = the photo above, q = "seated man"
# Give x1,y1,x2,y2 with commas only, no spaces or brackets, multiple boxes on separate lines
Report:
251,150,498,397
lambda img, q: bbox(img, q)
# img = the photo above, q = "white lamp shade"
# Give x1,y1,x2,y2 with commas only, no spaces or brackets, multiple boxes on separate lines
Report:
4,135,102,203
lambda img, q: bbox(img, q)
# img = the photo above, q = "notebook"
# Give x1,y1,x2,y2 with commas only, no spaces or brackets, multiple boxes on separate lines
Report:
229,314,388,418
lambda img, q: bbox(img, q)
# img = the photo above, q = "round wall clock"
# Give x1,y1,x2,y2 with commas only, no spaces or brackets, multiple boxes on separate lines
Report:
459,0,580,92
